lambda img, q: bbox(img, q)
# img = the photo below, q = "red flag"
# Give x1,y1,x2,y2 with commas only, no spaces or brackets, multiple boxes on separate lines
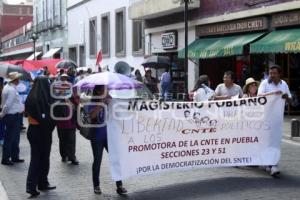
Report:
96,50,103,65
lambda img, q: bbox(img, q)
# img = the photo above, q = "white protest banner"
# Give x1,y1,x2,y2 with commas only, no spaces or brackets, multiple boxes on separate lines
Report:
107,95,285,181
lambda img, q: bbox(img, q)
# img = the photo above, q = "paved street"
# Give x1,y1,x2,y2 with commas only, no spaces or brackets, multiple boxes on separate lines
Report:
0,117,300,200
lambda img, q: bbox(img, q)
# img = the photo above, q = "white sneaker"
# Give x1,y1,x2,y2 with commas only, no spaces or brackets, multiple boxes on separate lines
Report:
270,166,280,177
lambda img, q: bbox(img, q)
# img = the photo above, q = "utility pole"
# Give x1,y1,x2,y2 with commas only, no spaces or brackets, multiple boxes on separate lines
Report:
183,0,189,100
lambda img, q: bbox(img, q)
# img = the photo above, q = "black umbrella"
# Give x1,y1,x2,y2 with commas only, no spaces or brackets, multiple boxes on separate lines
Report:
55,60,78,69
141,56,171,69
0,63,32,80
141,56,171,89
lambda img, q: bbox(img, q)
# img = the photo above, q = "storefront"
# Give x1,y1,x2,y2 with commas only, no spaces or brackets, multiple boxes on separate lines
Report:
179,12,299,113
250,10,300,114
179,17,269,88
145,27,196,100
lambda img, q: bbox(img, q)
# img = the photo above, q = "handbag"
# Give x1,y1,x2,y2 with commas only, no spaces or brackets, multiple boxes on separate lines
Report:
78,106,93,140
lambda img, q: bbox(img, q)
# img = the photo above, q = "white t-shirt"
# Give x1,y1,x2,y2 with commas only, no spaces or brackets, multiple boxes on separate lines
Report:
193,85,215,102
257,79,291,98
215,83,243,98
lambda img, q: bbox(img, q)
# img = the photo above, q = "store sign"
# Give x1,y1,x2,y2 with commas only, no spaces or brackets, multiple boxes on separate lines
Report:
162,31,178,50
196,17,268,36
272,10,300,28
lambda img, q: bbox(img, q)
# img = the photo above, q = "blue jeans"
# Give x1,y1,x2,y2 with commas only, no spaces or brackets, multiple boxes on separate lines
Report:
161,82,171,100
90,138,122,188
2,113,22,161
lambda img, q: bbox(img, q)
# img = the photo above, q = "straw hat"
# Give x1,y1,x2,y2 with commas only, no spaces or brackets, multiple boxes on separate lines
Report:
243,77,260,93
7,72,22,82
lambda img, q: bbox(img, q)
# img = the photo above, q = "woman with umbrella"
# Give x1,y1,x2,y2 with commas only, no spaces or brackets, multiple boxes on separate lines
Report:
74,69,143,195
88,85,127,195
143,68,159,94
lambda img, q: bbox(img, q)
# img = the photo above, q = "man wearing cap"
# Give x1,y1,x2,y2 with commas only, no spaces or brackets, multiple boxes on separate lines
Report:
257,64,292,177
0,72,25,165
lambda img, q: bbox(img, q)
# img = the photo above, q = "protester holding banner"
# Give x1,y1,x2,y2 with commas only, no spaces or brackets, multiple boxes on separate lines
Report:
242,78,260,98
192,75,215,102
215,71,243,100
257,64,292,177
89,85,127,195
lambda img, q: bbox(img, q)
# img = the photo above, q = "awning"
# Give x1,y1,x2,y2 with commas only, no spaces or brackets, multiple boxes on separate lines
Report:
26,52,42,60
250,28,300,53
0,47,33,58
178,33,264,59
42,47,61,59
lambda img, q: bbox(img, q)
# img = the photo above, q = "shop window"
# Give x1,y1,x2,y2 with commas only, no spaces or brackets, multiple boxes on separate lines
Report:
275,54,300,114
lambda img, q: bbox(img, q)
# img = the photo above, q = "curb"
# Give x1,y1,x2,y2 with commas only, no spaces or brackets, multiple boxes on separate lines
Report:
0,181,9,200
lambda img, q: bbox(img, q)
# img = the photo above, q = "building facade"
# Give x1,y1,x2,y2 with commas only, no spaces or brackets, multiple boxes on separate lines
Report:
0,2,33,60
33,0,67,59
67,0,144,72
0,22,34,60
130,0,300,112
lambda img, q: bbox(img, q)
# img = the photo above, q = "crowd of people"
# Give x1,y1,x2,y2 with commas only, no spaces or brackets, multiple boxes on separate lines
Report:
191,64,292,178
0,61,292,198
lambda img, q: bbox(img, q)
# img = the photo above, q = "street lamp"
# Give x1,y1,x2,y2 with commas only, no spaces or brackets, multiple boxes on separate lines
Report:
30,32,38,60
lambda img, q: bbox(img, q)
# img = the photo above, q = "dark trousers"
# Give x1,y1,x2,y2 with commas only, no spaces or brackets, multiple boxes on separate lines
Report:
57,128,76,160
0,119,5,141
90,139,122,188
2,113,22,161
26,124,53,191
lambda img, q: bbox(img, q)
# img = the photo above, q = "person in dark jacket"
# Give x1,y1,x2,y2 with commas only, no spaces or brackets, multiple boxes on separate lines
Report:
25,76,56,198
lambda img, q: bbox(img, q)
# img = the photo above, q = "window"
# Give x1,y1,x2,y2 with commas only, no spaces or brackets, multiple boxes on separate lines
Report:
115,7,126,57
89,17,97,57
132,20,144,55
69,47,77,63
79,45,86,67
101,13,110,57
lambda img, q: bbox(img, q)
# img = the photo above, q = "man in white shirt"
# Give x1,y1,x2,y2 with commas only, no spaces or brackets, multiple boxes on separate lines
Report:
257,64,292,178
1,72,25,165
215,71,243,100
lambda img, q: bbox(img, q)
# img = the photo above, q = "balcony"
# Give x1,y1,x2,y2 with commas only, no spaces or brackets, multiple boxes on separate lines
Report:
129,0,200,20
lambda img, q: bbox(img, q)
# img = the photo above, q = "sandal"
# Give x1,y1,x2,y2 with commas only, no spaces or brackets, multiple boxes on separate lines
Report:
116,186,127,195
94,186,102,194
